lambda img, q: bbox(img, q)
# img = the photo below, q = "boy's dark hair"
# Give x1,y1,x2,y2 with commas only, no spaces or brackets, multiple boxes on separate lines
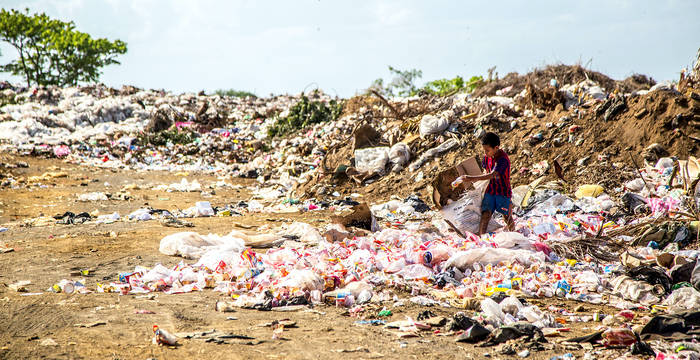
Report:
481,132,500,147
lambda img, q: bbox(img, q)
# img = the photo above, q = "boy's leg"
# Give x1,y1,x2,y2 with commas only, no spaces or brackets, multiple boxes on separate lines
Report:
479,211,492,235
479,193,496,236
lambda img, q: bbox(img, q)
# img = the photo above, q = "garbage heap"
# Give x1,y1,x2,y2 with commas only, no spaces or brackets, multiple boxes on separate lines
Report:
2,59,700,357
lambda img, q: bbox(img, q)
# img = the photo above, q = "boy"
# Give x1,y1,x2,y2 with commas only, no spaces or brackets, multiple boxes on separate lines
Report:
455,132,514,235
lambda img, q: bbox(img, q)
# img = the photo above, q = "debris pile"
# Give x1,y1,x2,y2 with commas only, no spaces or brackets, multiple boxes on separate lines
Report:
1,57,700,357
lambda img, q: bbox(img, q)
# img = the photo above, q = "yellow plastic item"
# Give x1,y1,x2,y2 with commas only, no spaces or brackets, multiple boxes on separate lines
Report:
574,184,604,199
482,287,511,297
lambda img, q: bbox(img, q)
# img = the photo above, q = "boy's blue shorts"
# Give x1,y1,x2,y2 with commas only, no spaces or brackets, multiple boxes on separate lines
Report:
481,193,511,216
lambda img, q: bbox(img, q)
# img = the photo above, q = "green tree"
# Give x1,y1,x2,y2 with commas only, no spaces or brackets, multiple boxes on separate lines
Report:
422,75,485,96
369,66,423,97
0,8,127,86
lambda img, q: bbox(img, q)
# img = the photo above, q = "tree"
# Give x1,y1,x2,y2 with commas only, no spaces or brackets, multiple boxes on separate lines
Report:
368,66,423,97
0,8,127,86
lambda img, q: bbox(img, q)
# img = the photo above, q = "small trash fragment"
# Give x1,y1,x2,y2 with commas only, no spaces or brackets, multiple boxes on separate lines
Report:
39,338,58,346
9,280,31,292
152,325,178,345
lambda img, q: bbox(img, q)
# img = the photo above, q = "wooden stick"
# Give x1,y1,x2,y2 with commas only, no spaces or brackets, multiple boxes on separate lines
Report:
370,90,402,121
627,150,651,192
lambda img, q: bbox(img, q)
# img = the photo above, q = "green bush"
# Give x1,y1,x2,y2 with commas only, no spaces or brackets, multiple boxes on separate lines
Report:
368,65,488,97
213,89,257,98
422,75,485,96
267,94,344,137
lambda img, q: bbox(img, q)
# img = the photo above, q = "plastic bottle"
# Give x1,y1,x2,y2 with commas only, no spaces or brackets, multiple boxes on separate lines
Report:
421,245,450,266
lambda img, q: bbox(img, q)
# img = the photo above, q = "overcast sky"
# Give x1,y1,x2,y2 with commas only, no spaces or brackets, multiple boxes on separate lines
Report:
1,0,699,96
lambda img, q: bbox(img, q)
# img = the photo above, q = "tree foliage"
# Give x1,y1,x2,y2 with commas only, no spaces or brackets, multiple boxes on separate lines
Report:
0,8,127,86
268,92,344,137
369,66,423,97
422,75,485,96
369,66,486,97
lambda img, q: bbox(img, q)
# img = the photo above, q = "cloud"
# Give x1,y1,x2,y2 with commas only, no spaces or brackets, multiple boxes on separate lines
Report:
372,0,414,26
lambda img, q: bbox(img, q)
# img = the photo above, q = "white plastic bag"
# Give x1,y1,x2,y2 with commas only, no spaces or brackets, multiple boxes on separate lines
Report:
481,298,506,326
499,295,524,316
388,143,411,172
419,114,449,137
492,232,533,250
396,264,433,280
278,269,323,292
610,275,661,305
443,248,546,271
283,222,323,244
662,287,700,313
195,201,214,217
354,147,389,175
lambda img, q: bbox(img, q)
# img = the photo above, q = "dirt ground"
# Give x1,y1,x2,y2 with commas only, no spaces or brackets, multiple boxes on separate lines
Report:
0,155,642,360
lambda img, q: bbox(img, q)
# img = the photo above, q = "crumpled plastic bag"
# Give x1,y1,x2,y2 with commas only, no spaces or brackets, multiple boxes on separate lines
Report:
283,222,323,244
388,143,411,172
662,287,700,313
354,147,389,175
574,184,604,199
443,248,546,270
278,269,323,292
610,275,661,305
492,232,534,251
419,114,450,137
159,231,245,259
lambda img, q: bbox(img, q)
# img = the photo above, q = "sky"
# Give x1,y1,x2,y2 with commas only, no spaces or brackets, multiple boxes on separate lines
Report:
1,0,699,97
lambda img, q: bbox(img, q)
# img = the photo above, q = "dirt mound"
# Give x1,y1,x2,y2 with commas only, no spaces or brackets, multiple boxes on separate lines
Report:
302,90,700,205
473,64,641,98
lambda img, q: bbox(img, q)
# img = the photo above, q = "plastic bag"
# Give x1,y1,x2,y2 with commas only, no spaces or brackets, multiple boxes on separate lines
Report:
396,264,434,280
499,295,523,316
419,114,449,137
388,143,411,172
492,232,533,250
610,275,662,305
354,147,389,175
159,231,245,260
480,298,506,326
196,201,214,217
443,248,546,271
78,192,108,201
662,287,700,313
574,184,604,199
278,269,323,292
284,222,323,244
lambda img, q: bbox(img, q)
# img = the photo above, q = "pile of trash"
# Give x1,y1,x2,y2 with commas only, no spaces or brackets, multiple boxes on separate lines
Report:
38,150,697,356
2,56,700,357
